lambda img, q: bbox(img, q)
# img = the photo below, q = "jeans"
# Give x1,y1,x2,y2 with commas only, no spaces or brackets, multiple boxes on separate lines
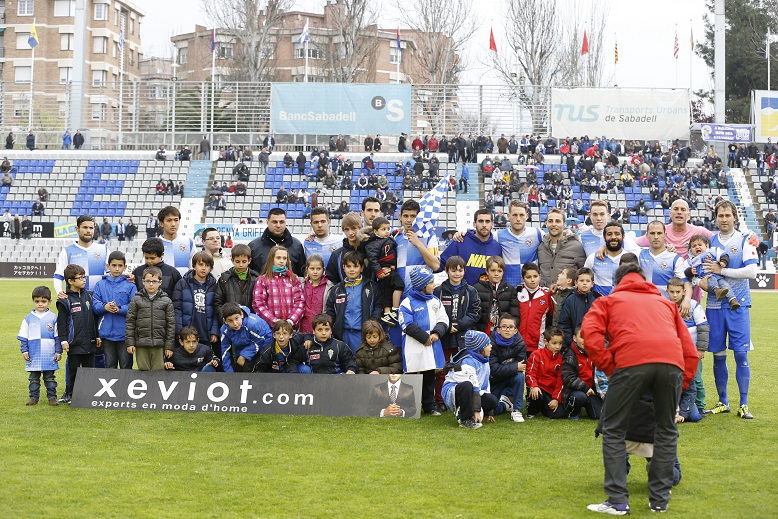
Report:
29,370,57,400
103,339,132,369
202,151,210,160
678,380,703,422
491,373,525,409
601,364,682,507
201,365,217,372
565,389,603,418
453,381,498,420
259,162,268,175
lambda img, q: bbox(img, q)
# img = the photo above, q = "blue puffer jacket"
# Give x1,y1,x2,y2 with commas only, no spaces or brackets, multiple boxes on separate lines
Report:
93,275,137,342
219,305,272,372
173,270,219,339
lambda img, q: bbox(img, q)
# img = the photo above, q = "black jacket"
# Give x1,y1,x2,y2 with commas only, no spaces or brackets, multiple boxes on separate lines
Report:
56,290,99,354
254,336,305,373
214,266,260,320
474,280,519,332
363,233,396,275
298,335,357,374
73,132,85,148
248,228,306,277
433,280,480,350
133,262,182,299
325,238,366,284
557,289,601,347
325,279,382,341
167,343,217,371
489,330,527,383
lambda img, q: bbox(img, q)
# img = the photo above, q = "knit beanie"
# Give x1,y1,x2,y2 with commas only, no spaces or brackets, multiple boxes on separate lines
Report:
409,266,434,291
464,330,490,353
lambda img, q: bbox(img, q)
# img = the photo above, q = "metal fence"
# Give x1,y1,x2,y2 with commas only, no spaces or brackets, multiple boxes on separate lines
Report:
0,80,553,151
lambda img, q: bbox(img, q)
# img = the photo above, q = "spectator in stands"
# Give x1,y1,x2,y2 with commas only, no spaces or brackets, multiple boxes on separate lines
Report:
2,209,10,222
0,156,11,173
34,186,49,202
356,173,369,190
26,131,35,151
233,162,250,182
21,215,33,239
215,195,227,211
6,131,15,149
125,219,137,242
199,136,211,160
235,180,247,196
288,189,298,204
166,179,175,193
62,130,72,150
374,134,382,152
31,198,45,217
398,133,408,153
145,214,158,239
10,214,21,241
494,210,508,229
1,170,12,187
155,145,167,161
178,145,191,161
258,147,269,175
364,134,374,152
282,152,294,167
101,218,112,242
155,179,166,195
116,218,126,242
335,134,347,152
73,129,84,149
176,182,184,196
242,147,253,162
276,185,288,203
263,133,275,152
362,153,376,172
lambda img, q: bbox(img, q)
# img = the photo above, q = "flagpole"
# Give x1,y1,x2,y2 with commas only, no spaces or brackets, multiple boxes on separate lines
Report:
396,29,400,84
304,18,309,83
768,30,772,90
689,21,694,91
28,18,35,130
118,22,125,149
211,28,216,147
675,25,678,89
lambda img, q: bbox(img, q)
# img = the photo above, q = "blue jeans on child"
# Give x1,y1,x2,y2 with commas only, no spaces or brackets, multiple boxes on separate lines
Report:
29,370,57,400
490,373,525,409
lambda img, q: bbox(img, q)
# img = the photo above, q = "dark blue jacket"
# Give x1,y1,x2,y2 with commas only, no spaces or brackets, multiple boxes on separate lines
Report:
93,274,137,342
219,305,272,372
489,329,527,383
168,342,217,372
433,280,480,350
438,229,502,286
173,270,219,340
325,278,382,341
557,289,602,347
298,334,357,374
56,290,98,354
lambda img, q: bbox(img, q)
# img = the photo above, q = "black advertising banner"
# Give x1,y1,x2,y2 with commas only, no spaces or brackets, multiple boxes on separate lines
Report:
71,369,422,419
0,221,54,238
0,262,56,278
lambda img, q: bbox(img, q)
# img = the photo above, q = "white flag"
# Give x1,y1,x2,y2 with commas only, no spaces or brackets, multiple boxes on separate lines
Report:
297,21,309,45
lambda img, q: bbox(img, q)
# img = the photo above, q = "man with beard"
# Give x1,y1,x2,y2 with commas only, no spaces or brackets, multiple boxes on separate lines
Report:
584,222,628,296
53,214,111,297
637,221,691,300
495,200,545,286
537,208,586,288
303,207,343,268
248,208,306,276
438,208,502,286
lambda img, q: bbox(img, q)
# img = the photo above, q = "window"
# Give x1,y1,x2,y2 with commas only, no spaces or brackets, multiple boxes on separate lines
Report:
54,0,75,17
129,19,134,36
295,44,324,60
59,66,72,84
114,8,119,25
16,33,31,50
93,36,107,54
18,0,34,16
92,70,107,87
14,100,29,119
129,49,134,66
390,47,402,64
61,33,74,51
94,3,108,21
178,48,188,65
15,66,31,83
218,43,233,59
91,103,105,121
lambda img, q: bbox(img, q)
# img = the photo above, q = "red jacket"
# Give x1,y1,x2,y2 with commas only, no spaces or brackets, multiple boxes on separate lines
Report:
526,347,564,401
517,285,555,354
581,273,699,389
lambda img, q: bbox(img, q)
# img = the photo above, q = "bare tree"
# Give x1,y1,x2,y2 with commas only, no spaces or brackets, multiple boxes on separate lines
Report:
489,0,610,134
398,0,477,134
201,0,293,83
326,0,380,83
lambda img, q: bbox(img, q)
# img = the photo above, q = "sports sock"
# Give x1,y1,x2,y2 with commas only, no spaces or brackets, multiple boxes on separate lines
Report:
712,353,729,405
733,351,750,407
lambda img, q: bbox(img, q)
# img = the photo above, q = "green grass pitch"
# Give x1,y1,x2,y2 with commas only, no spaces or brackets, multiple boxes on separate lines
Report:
0,279,776,518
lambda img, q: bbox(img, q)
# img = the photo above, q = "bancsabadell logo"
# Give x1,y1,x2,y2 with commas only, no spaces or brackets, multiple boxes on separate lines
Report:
371,95,404,122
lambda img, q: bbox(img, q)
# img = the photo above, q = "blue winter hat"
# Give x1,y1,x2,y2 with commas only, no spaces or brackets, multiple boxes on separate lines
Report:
409,266,435,291
464,330,490,353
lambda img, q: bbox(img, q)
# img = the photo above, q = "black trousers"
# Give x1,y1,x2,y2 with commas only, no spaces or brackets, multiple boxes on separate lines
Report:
454,381,498,420
67,353,95,395
526,389,566,418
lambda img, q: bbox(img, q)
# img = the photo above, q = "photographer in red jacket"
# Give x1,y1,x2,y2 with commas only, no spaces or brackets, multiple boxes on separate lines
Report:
581,263,699,515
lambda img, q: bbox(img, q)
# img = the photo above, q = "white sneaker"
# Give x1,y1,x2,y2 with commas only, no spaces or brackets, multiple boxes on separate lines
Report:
511,410,525,423
499,395,513,413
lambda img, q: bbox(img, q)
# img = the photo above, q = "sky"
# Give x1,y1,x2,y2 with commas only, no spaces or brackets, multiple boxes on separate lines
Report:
134,0,713,92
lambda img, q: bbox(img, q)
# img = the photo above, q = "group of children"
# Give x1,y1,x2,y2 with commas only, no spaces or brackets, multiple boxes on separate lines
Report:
19,225,710,430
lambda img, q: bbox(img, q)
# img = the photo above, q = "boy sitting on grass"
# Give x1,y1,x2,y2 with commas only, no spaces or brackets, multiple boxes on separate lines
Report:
526,326,566,419
165,326,219,372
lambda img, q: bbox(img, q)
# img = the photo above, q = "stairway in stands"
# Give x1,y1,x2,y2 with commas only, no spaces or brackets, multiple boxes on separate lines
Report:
727,168,762,239
178,160,211,238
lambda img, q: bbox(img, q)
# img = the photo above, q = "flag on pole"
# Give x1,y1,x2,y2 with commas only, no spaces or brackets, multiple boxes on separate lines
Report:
489,27,497,53
674,30,679,59
413,178,449,243
297,20,309,45
690,27,695,51
210,28,216,53
28,22,39,49
396,27,402,52
581,31,589,55
118,26,125,53
614,41,619,64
